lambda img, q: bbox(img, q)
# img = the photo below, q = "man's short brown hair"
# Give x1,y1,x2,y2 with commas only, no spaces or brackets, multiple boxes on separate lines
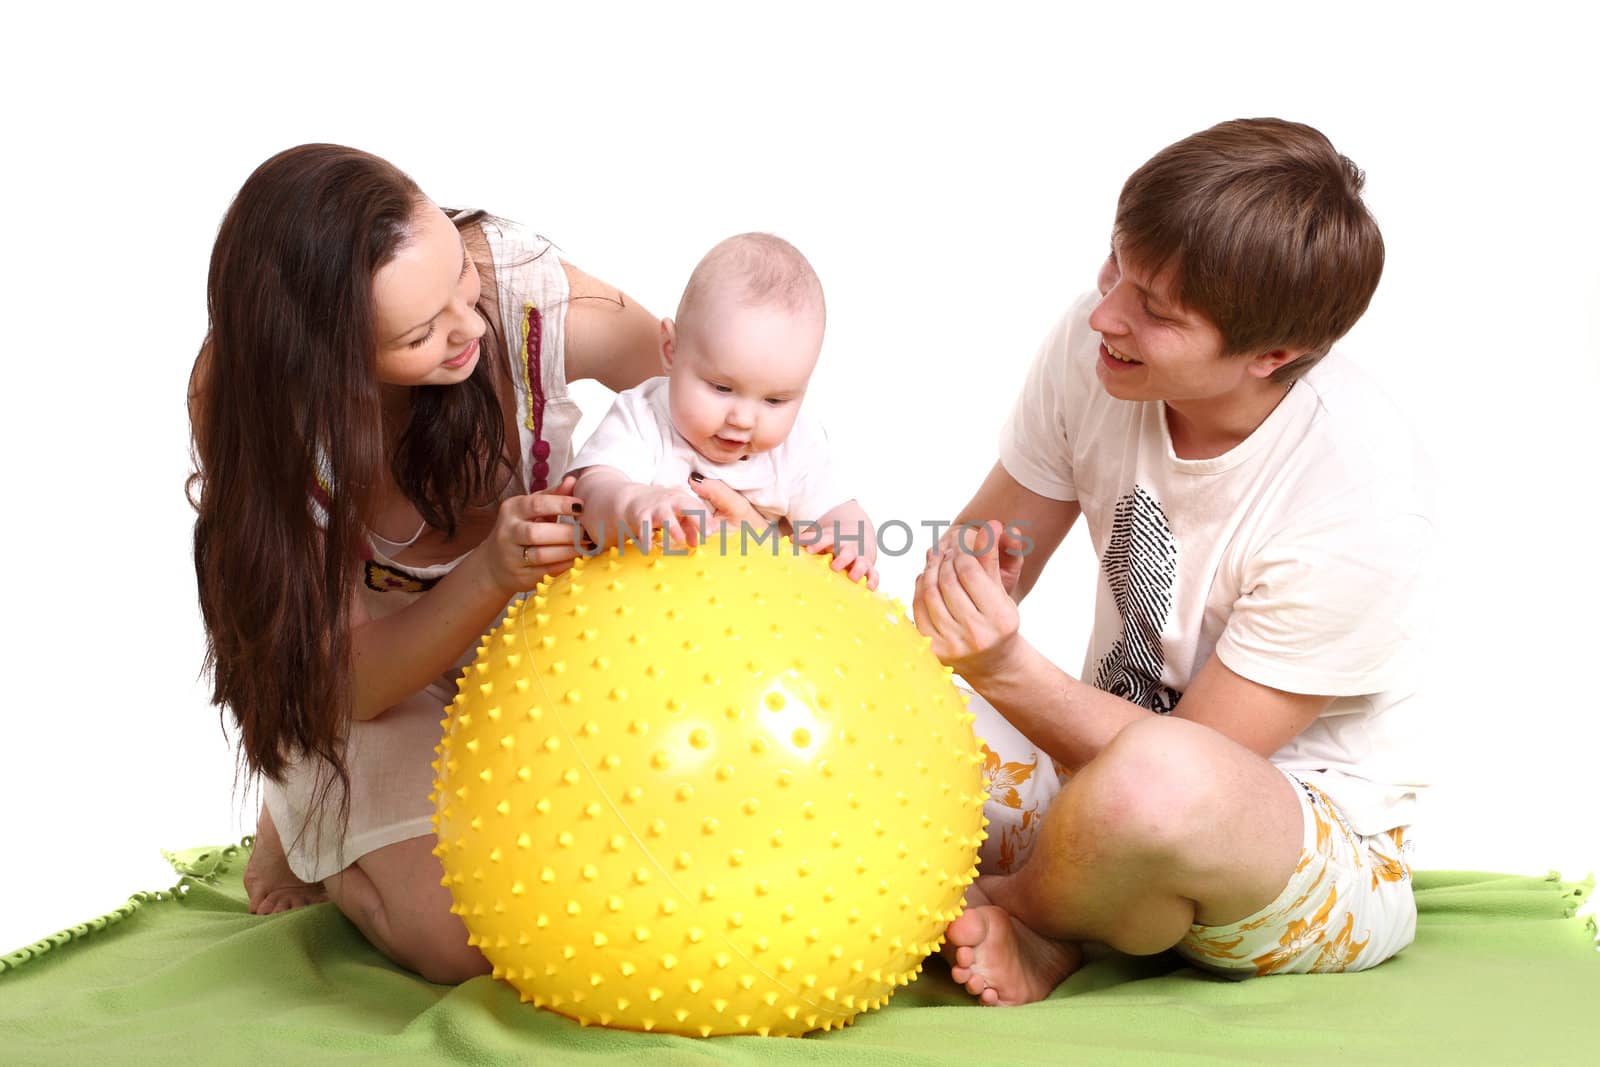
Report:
1115,118,1384,382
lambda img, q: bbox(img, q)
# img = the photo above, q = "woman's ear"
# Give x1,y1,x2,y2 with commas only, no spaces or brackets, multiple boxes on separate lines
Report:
659,318,677,374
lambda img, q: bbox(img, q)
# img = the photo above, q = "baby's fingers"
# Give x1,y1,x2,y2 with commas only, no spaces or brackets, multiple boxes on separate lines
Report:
804,529,836,555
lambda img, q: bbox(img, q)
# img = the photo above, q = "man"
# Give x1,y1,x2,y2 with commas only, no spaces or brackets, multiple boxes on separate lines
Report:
914,118,1431,1003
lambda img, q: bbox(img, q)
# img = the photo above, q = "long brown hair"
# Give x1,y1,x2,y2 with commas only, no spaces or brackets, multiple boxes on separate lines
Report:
189,145,508,820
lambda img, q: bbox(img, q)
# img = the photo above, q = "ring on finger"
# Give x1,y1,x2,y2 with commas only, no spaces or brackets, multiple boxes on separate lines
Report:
521,545,532,565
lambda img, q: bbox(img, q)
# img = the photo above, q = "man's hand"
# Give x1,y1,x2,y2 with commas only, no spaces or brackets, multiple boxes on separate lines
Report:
937,520,1028,596
913,519,1022,680
944,462,1079,604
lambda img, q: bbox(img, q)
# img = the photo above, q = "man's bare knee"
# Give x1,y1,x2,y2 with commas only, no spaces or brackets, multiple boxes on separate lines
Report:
1071,717,1218,861
1080,714,1302,930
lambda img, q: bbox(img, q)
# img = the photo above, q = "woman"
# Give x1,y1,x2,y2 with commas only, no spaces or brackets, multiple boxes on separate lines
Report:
190,144,676,983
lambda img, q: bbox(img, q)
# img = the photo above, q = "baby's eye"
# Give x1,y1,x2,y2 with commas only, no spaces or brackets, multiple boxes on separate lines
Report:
409,324,436,348
712,384,733,393
764,397,789,407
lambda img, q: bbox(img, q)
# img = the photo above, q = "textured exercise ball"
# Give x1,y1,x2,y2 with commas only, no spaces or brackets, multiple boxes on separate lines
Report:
430,539,987,1037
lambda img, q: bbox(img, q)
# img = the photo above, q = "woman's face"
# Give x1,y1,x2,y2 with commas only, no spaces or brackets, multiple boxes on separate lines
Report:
371,201,486,387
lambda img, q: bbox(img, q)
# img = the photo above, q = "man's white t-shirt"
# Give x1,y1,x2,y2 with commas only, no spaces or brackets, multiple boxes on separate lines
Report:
571,376,851,525
1000,292,1434,834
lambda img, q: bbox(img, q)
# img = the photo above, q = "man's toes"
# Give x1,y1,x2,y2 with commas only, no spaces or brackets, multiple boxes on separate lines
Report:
946,909,984,947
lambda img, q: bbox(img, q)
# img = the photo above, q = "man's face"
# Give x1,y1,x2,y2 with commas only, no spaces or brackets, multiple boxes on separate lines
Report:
1086,244,1259,405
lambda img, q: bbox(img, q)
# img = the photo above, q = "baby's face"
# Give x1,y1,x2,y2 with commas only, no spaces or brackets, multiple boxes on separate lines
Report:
666,298,823,465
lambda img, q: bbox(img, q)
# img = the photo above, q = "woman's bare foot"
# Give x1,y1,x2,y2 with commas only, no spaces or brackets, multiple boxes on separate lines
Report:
244,805,328,914
943,883,1083,1005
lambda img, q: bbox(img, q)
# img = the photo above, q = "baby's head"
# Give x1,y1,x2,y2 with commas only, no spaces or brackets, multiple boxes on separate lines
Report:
660,233,825,465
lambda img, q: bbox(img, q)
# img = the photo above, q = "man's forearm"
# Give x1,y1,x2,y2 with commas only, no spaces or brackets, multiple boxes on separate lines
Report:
964,637,1150,773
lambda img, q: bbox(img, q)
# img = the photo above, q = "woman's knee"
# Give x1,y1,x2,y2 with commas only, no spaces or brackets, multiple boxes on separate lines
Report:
328,838,490,985
408,932,491,985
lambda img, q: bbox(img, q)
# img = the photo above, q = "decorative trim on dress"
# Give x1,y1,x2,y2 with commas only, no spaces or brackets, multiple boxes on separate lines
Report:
364,559,442,594
522,303,552,491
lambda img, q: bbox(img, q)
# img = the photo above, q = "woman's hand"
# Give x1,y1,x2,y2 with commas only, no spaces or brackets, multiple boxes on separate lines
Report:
913,519,1023,681
687,474,765,539
483,475,585,594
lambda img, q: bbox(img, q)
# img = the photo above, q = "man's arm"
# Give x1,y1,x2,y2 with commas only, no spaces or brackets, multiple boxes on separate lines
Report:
1175,656,1332,757
916,518,1330,772
964,631,1330,771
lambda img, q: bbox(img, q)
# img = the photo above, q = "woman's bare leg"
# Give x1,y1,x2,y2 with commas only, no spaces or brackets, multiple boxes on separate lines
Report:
323,834,489,985
243,805,328,914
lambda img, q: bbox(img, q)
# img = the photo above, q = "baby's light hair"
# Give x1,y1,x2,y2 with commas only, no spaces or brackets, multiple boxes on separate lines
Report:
676,233,825,329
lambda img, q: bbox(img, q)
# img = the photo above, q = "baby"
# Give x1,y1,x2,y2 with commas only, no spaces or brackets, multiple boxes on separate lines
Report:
571,233,877,587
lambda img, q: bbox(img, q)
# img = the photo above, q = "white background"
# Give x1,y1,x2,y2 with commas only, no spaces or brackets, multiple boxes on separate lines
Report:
1,2,1595,956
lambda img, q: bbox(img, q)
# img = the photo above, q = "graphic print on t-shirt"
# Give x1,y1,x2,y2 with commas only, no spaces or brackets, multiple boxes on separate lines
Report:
1094,486,1182,713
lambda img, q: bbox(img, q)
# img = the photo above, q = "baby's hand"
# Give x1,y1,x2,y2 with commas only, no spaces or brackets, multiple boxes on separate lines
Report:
815,535,879,590
804,502,880,591
620,485,706,549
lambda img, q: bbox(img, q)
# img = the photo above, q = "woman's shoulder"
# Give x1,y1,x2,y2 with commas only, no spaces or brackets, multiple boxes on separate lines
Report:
459,212,660,392
469,215,562,280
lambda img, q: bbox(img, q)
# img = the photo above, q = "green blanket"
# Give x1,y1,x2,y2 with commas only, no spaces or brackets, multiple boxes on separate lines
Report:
3,840,1596,1065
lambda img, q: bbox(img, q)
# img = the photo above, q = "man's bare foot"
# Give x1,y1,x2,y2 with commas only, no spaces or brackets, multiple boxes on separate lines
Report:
244,805,327,915
943,884,1083,1005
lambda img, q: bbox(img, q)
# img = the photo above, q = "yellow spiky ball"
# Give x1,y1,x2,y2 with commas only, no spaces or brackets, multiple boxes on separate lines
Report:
429,539,987,1037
